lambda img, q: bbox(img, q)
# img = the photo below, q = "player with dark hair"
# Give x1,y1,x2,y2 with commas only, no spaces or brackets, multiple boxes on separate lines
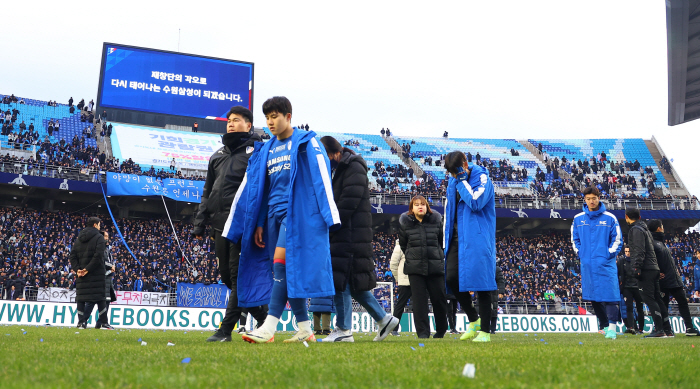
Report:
192,105,267,342
443,151,497,343
70,217,108,329
647,219,698,336
571,186,622,339
625,209,670,338
224,96,340,344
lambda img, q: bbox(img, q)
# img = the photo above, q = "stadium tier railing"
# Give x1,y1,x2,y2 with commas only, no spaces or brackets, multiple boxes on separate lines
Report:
0,160,106,183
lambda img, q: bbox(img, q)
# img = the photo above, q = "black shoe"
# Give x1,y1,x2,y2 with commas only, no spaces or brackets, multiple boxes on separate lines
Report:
624,329,637,335
390,330,400,336
433,332,446,338
644,331,667,338
237,326,247,334
206,330,232,342
322,329,331,335
449,329,460,335
77,321,87,329
99,324,115,330
314,330,323,336
686,328,699,336
665,330,675,338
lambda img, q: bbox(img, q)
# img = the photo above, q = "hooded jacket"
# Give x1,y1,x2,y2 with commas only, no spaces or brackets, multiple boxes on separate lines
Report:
443,164,497,292
571,202,622,302
390,240,409,286
651,231,683,289
222,130,340,307
328,151,376,293
193,132,261,233
69,226,106,302
627,220,659,272
399,211,444,276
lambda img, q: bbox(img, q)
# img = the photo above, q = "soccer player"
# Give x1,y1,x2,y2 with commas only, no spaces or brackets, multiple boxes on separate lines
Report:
223,96,339,344
193,106,268,342
443,151,497,343
571,187,622,339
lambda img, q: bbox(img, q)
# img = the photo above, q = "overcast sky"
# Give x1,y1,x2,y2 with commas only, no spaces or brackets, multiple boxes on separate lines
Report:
3,1,699,197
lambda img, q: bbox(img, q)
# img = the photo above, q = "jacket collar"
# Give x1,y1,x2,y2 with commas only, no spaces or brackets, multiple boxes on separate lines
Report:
583,202,606,217
651,231,665,242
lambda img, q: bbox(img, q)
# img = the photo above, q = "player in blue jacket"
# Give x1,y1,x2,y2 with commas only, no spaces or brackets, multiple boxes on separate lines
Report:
571,186,622,339
443,151,497,343
222,96,340,344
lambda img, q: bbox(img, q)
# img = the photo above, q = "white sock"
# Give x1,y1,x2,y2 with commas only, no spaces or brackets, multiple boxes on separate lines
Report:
608,324,616,331
298,320,312,333
262,316,279,334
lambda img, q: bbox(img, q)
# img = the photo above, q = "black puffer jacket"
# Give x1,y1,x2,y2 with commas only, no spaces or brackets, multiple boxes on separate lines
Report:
69,227,106,302
616,255,638,289
398,211,444,276
329,152,376,292
627,220,659,274
193,132,261,233
652,232,683,289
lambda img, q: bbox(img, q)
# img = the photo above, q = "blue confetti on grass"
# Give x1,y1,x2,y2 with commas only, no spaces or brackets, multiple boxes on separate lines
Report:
579,342,583,345
418,343,425,347
545,342,548,345
524,334,528,336
138,338,142,342
22,332,26,335
410,347,416,351
40,339,43,342
540,339,545,342
181,357,191,364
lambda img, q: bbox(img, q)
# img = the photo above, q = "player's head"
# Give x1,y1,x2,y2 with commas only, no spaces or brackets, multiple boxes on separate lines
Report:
87,216,101,230
583,186,600,211
409,195,432,218
647,219,663,233
444,151,468,177
226,106,253,133
623,244,629,257
102,230,110,241
624,207,640,225
262,96,292,137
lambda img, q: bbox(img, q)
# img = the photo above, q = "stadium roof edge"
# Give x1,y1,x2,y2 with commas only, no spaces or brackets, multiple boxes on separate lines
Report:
666,0,700,125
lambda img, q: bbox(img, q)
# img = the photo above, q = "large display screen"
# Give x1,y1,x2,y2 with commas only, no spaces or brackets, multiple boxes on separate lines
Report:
111,123,223,170
97,43,253,119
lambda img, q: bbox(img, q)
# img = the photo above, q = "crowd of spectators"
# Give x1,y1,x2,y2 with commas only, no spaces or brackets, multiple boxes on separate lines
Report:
2,207,699,308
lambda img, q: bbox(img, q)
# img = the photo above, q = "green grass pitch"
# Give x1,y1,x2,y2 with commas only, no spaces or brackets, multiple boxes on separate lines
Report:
0,325,698,388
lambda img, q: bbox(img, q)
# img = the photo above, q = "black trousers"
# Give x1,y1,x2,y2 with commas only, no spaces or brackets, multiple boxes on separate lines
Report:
407,274,448,338
638,270,671,333
622,287,645,331
446,298,458,331
445,235,493,327
661,287,694,331
214,230,268,334
392,285,412,321
490,290,499,333
78,301,108,327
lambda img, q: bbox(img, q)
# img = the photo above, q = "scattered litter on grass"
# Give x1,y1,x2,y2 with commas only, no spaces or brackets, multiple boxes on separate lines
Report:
181,358,191,364
167,342,175,346
462,363,476,378
22,331,26,335
317,339,322,342
579,342,583,345
303,341,309,348
138,338,142,342
418,343,425,347
75,332,79,334
524,334,528,336
540,339,545,342
95,339,98,341
545,343,548,345
410,347,416,351
40,339,43,342
141,341,147,346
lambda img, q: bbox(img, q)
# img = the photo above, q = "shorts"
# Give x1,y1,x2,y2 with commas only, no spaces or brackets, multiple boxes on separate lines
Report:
267,214,287,260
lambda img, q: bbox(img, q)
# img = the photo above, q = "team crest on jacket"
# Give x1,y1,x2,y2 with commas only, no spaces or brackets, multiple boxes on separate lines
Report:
246,146,254,154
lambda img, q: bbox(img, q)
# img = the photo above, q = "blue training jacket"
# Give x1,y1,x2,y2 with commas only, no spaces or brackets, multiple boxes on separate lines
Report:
222,130,340,307
443,164,497,292
571,203,622,302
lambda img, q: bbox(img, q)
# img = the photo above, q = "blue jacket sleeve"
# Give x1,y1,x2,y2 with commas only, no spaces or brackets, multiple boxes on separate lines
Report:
455,172,493,212
256,181,269,228
308,137,341,229
571,218,581,255
608,216,622,257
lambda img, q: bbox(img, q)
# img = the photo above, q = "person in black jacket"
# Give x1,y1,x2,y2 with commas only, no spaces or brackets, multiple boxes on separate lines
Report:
69,217,108,329
617,245,644,334
192,106,267,342
84,230,117,330
489,265,505,334
399,195,448,339
625,208,671,338
319,136,399,343
647,219,699,336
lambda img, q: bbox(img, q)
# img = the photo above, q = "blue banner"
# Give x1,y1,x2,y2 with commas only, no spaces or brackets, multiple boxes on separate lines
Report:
105,173,204,203
176,283,229,308
1,171,101,193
